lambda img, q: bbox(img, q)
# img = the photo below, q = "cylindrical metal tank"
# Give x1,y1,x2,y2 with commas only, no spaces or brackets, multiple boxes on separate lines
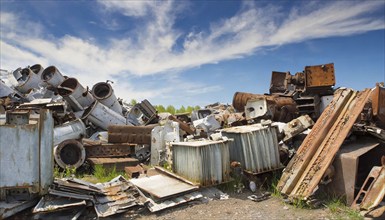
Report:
91,82,122,115
82,101,129,130
41,66,65,87
232,92,265,112
54,139,85,169
14,67,41,93
57,77,94,111
53,119,86,146
30,64,44,78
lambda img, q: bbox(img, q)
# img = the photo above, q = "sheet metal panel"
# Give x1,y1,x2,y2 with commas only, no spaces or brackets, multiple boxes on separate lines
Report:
0,109,53,192
39,109,54,194
130,174,198,199
172,140,231,186
0,123,40,188
221,124,281,174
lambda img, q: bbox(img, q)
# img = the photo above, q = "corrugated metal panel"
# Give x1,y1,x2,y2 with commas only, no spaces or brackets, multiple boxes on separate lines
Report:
172,140,231,186
221,124,281,174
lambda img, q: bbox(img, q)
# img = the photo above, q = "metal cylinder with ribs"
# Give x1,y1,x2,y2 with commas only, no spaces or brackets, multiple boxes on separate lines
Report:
54,139,86,169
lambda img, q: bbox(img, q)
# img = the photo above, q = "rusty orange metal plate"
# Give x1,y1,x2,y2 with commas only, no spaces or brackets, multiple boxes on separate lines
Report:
305,63,335,88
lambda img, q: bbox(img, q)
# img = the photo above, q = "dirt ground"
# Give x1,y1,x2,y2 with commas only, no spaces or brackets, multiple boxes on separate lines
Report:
134,191,332,220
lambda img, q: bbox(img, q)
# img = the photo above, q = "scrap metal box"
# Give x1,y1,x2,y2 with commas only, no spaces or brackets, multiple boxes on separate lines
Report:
171,140,231,186
221,124,282,174
0,109,54,218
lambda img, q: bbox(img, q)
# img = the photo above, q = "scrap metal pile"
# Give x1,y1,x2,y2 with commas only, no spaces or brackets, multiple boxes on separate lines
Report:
1,63,384,219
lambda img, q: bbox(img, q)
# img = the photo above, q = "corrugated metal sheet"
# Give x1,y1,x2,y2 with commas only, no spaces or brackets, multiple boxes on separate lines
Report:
221,124,281,174
172,140,231,186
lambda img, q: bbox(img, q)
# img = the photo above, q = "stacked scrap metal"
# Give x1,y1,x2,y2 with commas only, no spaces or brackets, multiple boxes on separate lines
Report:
33,176,147,218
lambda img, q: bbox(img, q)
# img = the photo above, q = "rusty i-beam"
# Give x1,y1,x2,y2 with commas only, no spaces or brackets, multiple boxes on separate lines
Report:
278,88,372,200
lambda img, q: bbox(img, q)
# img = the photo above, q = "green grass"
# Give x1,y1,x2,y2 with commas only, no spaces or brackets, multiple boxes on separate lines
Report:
324,196,363,220
92,164,128,183
267,172,283,198
53,165,77,178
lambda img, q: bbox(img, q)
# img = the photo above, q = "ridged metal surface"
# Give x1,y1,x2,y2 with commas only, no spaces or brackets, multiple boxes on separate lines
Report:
221,124,281,174
172,140,231,186
278,88,372,200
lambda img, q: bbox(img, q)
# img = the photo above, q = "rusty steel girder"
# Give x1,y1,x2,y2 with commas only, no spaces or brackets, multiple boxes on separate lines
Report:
108,125,156,144
352,165,385,216
83,139,135,158
278,88,372,200
371,83,385,128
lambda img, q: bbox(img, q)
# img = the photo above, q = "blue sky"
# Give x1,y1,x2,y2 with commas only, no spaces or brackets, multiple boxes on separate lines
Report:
1,0,384,107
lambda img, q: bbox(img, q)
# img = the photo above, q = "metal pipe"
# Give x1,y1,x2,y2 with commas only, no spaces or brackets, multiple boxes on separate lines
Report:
53,119,86,146
14,67,41,93
58,77,94,111
54,139,85,169
30,64,44,78
82,101,129,130
91,82,122,115
41,66,65,87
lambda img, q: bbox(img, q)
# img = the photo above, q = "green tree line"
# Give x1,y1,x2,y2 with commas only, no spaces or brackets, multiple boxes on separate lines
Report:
129,99,200,115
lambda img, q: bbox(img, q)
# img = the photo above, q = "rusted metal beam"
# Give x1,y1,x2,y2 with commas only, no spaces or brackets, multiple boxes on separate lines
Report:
371,83,385,127
352,165,385,213
278,88,372,200
108,124,156,144
83,139,135,158
168,115,195,135
278,89,354,194
290,89,371,199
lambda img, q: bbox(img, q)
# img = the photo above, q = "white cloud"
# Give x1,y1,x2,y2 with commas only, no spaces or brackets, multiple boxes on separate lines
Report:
0,1,384,105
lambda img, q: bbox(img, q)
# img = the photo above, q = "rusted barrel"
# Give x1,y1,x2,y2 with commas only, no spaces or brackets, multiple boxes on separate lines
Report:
232,92,265,112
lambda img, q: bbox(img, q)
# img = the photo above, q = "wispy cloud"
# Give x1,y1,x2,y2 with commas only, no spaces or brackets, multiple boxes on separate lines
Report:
0,1,384,105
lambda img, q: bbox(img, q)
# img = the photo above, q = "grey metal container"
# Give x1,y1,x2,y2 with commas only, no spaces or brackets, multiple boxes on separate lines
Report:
82,101,130,130
221,124,281,174
91,82,122,115
58,77,94,111
172,140,231,186
53,119,86,146
41,66,65,87
14,67,41,93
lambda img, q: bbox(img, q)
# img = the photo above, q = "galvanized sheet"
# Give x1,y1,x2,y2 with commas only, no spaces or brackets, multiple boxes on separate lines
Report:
222,124,281,174
172,140,231,186
130,174,198,199
0,110,53,192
